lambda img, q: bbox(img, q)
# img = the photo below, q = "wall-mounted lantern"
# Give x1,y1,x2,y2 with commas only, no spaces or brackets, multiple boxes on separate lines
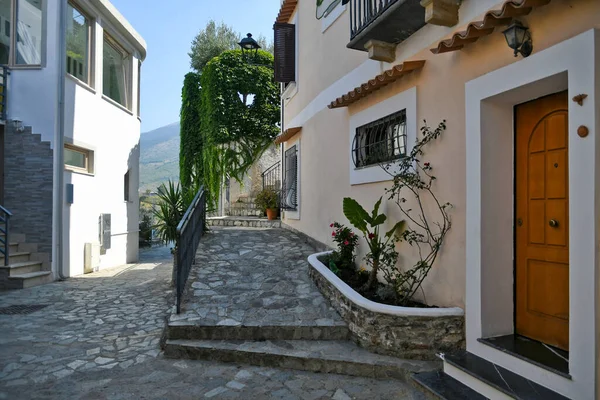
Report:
238,33,261,61
503,20,533,58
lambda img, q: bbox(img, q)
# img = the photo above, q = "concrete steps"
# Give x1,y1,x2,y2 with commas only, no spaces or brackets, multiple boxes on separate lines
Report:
164,339,440,380
7,271,53,289
0,232,51,290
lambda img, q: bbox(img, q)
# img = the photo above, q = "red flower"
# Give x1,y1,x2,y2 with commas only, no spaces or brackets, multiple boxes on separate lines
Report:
424,162,430,167
332,231,336,237
344,240,349,245
330,223,334,227
368,233,375,239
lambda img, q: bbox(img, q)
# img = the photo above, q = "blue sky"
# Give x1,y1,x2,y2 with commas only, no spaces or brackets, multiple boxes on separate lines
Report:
110,0,280,133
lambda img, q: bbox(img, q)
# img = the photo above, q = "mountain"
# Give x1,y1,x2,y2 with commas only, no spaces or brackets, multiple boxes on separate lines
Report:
139,122,180,192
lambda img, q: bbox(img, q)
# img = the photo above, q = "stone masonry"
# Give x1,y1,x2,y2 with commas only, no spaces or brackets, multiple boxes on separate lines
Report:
309,265,465,361
3,122,53,255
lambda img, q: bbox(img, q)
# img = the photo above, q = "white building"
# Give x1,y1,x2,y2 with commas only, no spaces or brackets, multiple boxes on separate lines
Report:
0,0,146,288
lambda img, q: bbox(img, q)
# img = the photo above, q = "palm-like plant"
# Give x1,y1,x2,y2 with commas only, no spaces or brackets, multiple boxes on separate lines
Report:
153,180,185,248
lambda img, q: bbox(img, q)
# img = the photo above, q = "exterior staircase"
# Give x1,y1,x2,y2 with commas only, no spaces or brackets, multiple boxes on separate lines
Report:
225,196,263,217
0,232,52,290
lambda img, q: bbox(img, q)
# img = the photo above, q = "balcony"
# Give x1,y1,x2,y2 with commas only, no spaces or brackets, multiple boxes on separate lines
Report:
347,0,426,53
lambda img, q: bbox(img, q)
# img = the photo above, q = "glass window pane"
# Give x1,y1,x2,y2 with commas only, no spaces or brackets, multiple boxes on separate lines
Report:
103,36,129,108
16,0,42,65
0,0,11,65
65,147,86,169
66,3,89,82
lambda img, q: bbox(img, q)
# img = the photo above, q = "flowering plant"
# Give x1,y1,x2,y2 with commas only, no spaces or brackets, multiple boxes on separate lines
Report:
329,222,359,271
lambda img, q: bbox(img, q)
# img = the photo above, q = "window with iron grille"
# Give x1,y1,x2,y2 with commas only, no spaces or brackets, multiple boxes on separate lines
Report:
352,109,407,169
282,145,298,211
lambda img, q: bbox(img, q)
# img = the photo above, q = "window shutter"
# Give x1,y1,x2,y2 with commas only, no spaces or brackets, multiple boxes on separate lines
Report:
273,23,295,84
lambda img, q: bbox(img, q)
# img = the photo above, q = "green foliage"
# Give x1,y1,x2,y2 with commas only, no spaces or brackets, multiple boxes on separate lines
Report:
152,181,186,247
383,120,452,306
199,50,280,208
139,211,152,242
189,20,239,72
255,188,279,212
329,222,359,272
180,73,203,194
342,197,405,290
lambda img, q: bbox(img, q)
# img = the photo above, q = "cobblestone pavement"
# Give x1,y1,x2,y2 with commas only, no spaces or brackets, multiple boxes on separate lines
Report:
172,228,346,329
0,236,424,399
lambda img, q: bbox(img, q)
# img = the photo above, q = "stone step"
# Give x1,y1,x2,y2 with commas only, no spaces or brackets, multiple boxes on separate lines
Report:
0,233,26,243
411,371,486,400
167,323,351,341
0,261,43,276
0,251,31,264
7,271,52,289
207,217,281,228
164,339,440,380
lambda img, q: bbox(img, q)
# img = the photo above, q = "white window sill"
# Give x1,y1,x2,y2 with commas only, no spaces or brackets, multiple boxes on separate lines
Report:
283,82,298,104
67,73,95,94
65,167,94,177
102,95,134,116
8,65,42,70
321,3,347,33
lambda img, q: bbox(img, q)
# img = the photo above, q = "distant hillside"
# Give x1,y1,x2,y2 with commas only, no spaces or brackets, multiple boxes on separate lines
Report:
139,122,180,192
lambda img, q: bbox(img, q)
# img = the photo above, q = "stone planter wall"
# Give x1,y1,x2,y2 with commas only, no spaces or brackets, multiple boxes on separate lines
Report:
308,252,465,361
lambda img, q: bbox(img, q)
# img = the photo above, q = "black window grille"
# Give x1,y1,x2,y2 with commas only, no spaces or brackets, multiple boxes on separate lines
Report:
282,145,298,211
352,109,406,169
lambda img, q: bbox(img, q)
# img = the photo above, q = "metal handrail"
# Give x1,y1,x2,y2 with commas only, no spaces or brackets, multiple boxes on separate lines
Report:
0,205,13,266
175,186,207,313
349,0,397,40
261,161,281,192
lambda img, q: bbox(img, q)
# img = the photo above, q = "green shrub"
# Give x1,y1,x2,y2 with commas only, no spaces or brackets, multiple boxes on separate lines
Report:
255,188,278,212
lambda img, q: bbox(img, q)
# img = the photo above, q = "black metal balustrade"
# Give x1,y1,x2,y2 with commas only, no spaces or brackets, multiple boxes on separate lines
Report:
0,66,9,121
261,161,281,192
0,205,12,266
349,0,398,40
175,186,207,314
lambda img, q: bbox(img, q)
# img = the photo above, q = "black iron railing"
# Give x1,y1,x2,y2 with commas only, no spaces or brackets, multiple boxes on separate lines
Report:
349,0,398,40
0,66,9,121
281,146,298,211
261,161,281,192
0,205,12,266
175,186,207,314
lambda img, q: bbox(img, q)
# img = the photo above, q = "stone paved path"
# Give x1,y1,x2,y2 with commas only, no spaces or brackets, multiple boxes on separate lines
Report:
171,228,346,329
0,233,424,399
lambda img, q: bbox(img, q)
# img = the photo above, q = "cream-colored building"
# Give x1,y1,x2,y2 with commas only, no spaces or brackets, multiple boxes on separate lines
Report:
273,0,600,398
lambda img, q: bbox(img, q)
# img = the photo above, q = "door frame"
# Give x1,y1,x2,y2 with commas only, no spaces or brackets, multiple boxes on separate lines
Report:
464,29,599,399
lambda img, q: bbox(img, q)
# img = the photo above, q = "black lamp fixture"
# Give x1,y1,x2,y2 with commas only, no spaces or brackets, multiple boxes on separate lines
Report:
503,20,533,58
238,33,261,60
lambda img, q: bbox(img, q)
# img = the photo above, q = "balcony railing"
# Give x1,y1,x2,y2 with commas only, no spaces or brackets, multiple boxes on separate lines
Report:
347,0,426,52
261,161,281,192
0,66,9,121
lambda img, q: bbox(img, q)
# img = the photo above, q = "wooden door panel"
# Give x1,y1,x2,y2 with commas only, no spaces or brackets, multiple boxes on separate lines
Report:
516,91,569,351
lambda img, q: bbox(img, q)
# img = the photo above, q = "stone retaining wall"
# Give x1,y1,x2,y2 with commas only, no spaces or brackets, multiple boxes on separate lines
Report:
308,264,465,361
207,217,281,228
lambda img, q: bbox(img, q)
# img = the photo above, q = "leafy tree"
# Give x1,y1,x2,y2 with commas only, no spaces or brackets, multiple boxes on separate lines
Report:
179,72,203,193
189,20,239,72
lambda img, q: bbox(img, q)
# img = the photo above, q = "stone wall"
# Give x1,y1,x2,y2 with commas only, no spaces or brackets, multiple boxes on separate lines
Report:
308,265,465,361
207,217,281,229
3,123,53,255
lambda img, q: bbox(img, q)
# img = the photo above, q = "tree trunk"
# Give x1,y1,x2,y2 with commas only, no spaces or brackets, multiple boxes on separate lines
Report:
366,257,379,290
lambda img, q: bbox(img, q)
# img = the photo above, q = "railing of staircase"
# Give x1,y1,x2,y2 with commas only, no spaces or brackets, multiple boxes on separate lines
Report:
0,66,9,121
349,0,397,40
175,186,207,314
261,161,281,192
0,205,12,266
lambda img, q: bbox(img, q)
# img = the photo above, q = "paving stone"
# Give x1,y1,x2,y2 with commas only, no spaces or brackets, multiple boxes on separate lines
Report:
333,388,352,400
226,380,246,390
204,386,229,397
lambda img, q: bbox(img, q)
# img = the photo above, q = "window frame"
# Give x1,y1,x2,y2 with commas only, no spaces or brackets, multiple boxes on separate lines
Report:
66,1,93,85
64,143,94,175
136,59,141,117
102,32,132,110
1,0,46,68
282,138,300,220
124,169,130,202
352,109,407,169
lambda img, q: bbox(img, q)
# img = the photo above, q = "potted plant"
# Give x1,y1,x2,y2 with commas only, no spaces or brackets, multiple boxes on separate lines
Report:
256,188,279,220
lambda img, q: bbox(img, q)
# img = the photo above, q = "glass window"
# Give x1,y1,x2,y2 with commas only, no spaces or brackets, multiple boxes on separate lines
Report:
65,144,93,173
124,170,130,201
0,0,11,65
16,0,42,65
103,34,130,108
352,110,407,169
137,60,141,117
66,2,89,83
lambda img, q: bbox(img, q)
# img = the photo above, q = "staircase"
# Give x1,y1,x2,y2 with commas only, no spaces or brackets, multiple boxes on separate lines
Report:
0,232,52,290
225,196,263,217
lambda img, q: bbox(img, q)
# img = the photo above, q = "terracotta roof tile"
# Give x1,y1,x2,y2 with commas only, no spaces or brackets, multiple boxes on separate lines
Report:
430,0,551,55
276,0,298,24
274,127,302,144
328,60,426,109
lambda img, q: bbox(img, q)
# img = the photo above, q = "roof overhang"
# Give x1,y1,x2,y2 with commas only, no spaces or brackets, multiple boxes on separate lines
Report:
430,0,551,55
274,127,302,144
276,0,299,24
328,60,426,109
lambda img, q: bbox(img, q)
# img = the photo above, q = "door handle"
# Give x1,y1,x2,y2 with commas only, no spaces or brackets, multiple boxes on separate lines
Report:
549,219,559,228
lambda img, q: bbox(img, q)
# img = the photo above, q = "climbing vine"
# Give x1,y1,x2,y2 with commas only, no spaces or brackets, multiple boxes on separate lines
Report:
198,49,280,207
179,72,203,194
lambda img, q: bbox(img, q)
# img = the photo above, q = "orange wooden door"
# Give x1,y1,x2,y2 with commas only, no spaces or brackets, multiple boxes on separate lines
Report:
515,91,569,351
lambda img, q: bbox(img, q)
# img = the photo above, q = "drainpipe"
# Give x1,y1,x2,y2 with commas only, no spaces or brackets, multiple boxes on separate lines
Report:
55,0,67,280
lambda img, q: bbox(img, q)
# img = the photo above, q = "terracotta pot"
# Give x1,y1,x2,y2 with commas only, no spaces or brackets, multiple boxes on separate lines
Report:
266,208,278,220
